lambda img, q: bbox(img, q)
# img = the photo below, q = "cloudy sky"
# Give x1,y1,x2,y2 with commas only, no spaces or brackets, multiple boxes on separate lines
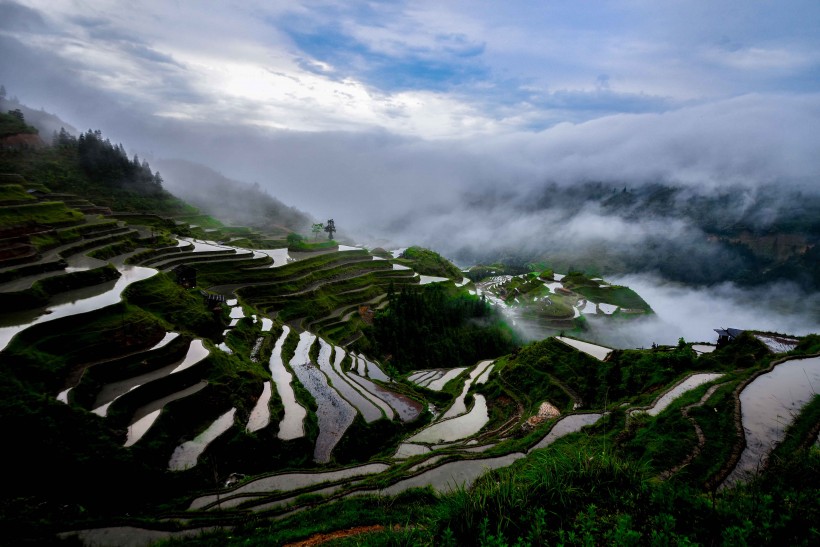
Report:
3,0,819,340
1,0,819,232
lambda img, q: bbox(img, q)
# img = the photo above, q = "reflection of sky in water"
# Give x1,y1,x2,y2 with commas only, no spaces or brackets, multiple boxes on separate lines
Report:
0,265,157,352
723,356,820,487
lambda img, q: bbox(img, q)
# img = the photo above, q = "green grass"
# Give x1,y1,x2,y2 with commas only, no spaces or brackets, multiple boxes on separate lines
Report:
397,246,462,279
0,201,84,228
573,285,652,310
0,110,38,137
171,214,225,229
123,273,223,338
0,183,36,203
288,239,339,252
3,303,166,392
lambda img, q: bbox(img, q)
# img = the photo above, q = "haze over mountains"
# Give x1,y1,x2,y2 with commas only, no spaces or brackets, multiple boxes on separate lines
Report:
2,0,819,342
2,3,820,544
153,158,312,236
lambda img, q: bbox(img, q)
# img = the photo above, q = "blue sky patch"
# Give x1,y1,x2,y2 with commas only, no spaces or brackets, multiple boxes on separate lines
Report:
283,19,488,92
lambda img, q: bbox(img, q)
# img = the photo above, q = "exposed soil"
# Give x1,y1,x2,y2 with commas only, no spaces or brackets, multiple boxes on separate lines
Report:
284,524,391,546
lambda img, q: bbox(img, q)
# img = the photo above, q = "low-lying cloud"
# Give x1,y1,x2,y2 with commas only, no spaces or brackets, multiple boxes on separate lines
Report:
594,275,820,348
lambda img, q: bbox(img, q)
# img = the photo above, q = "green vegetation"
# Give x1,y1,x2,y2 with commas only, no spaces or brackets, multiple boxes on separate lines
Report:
0,263,120,308
0,109,38,137
1,127,189,214
0,183,35,203
123,273,222,338
369,283,517,374
572,284,651,311
0,200,84,227
1,99,818,547
465,262,531,282
398,246,462,279
286,231,338,252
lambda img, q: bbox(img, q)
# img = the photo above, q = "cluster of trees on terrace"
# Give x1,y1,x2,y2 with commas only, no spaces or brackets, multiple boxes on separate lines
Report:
370,283,517,374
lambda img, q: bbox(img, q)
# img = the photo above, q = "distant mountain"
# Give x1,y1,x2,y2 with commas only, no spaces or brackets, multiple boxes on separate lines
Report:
155,158,312,235
451,181,820,289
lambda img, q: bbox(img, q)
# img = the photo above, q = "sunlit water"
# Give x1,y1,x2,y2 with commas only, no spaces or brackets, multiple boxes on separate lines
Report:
361,355,390,382
528,413,606,453
91,339,209,415
347,372,422,422
418,275,449,284
443,360,494,419
377,453,525,496
426,367,467,391
555,336,612,361
393,443,431,459
333,346,393,421
476,364,495,385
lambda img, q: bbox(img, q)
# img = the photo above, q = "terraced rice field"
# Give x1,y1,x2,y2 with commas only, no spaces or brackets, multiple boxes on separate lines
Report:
4,186,817,543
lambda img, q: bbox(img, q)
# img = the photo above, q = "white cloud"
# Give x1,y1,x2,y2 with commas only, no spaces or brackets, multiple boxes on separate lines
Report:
608,274,820,346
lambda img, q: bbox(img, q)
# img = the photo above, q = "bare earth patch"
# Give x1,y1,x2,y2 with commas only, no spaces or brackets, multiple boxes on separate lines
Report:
284,524,392,546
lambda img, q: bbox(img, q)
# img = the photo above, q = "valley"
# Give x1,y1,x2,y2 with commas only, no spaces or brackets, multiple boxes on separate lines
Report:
0,117,817,546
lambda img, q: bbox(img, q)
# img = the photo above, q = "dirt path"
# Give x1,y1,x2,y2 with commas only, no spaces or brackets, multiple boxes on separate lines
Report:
284,524,389,546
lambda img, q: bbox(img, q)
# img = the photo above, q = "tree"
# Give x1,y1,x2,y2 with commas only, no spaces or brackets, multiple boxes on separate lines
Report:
287,232,305,247
311,222,324,241
0,85,6,99
324,219,336,240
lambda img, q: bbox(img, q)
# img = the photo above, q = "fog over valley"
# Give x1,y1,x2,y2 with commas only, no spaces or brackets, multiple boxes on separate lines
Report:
4,2,820,544
2,0,819,340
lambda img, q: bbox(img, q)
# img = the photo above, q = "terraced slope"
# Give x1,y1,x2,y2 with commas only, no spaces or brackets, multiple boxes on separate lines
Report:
2,178,817,546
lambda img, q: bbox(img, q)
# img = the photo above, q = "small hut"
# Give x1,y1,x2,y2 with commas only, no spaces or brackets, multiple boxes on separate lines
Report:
714,327,745,346
173,264,197,288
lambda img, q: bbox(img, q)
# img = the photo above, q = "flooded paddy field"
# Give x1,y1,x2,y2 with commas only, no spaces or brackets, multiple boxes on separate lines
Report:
723,356,820,486
268,326,307,440
408,395,489,443
126,380,209,446
443,360,494,419
168,408,236,471
555,336,612,361
347,372,422,422
246,381,273,433
290,332,356,462
376,453,525,496
528,413,605,452
0,265,157,352
89,339,209,414
630,373,724,418
317,340,382,423
189,462,390,510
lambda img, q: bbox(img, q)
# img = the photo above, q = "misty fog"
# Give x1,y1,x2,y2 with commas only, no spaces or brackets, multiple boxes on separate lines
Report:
2,0,818,346
591,275,820,348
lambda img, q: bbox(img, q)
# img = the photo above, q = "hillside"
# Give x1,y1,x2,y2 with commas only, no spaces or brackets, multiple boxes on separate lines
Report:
0,107,817,546
154,158,312,237
449,182,820,290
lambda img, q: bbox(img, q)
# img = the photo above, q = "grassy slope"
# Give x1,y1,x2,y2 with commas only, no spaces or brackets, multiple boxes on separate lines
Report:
398,246,462,279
